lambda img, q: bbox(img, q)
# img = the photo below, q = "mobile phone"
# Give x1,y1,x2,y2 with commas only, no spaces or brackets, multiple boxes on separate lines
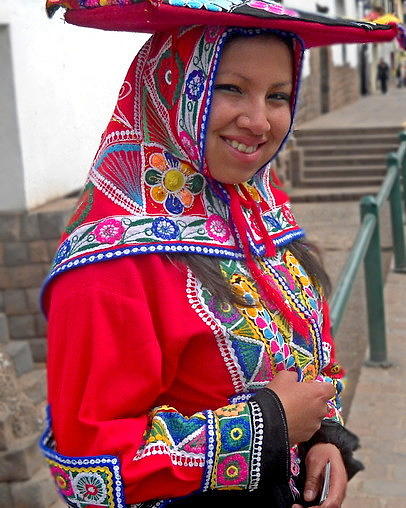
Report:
318,461,331,504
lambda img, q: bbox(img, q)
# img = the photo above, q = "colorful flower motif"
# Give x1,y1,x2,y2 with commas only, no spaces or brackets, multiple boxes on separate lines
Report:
93,218,124,244
247,0,299,17
154,49,185,110
205,214,231,242
145,151,204,215
54,239,71,265
282,203,296,225
151,217,180,240
185,69,206,100
179,130,199,161
50,466,74,497
207,297,241,324
273,263,296,291
217,454,248,486
73,472,107,503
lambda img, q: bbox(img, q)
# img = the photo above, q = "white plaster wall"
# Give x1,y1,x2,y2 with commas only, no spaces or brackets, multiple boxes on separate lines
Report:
1,0,149,210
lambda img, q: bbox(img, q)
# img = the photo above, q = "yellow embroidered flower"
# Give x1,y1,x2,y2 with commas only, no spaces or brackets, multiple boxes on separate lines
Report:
144,151,204,214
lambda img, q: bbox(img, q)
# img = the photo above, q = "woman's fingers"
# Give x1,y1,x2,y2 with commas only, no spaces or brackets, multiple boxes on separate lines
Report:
304,443,347,508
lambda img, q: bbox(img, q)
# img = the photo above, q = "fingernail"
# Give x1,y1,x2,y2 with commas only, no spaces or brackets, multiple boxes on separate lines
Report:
304,489,314,501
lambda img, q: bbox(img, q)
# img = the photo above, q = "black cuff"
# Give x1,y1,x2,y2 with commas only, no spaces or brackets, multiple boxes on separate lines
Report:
251,388,292,504
300,420,364,480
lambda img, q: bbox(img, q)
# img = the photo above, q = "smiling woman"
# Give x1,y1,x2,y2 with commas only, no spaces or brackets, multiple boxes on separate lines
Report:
41,17,371,508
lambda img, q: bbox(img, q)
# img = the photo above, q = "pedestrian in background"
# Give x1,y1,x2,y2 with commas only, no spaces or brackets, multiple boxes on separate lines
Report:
396,63,402,88
377,58,390,94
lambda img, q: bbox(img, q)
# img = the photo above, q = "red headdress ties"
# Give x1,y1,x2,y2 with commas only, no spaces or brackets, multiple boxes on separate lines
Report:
226,183,309,337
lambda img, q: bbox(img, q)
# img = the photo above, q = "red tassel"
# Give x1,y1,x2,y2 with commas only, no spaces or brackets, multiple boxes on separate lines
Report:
226,184,309,338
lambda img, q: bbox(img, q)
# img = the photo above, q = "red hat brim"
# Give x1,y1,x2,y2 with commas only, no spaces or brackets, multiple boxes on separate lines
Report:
50,1,398,49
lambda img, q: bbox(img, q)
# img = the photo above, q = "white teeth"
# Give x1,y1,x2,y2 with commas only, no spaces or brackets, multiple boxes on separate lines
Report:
226,139,258,154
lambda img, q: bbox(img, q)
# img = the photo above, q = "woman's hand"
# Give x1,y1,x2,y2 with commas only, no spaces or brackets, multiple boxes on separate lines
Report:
292,443,348,508
267,371,335,445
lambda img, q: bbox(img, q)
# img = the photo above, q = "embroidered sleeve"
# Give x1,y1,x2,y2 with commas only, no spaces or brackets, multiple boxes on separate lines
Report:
135,401,264,493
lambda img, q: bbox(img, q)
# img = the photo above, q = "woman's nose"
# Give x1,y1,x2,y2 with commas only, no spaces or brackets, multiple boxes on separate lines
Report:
236,107,271,136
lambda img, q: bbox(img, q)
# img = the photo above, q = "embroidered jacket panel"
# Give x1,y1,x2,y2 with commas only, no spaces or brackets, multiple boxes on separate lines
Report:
44,253,344,505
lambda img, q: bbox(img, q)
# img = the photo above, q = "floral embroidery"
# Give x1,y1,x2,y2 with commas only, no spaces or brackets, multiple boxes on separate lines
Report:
94,218,125,244
50,466,74,497
185,69,206,100
205,214,231,242
151,217,181,240
73,472,108,504
145,151,205,215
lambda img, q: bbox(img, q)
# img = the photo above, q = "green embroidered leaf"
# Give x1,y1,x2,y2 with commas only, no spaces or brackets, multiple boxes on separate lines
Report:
191,236,211,241
187,174,204,194
145,169,162,185
129,218,153,227
76,243,101,253
77,224,97,242
185,219,206,228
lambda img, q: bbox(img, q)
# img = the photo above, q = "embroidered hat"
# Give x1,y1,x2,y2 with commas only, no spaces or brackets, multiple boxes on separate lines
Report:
45,0,404,49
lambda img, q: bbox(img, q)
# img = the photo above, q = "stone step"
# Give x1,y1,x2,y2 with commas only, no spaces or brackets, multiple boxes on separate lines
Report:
290,185,380,203
5,340,34,377
19,367,47,405
295,135,399,147
294,126,401,137
304,154,386,167
303,166,387,179
302,145,397,157
0,433,44,482
7,464,60,508
298,176,383,188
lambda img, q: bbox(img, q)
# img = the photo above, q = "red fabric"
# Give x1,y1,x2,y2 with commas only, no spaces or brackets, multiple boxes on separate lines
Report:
65,3,398,49
45,255,237,502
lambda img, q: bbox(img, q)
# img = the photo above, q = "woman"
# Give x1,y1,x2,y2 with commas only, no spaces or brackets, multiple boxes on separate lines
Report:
41,6,401,506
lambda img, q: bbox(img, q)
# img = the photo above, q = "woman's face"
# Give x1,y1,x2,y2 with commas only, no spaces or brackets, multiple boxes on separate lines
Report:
205,35,293,184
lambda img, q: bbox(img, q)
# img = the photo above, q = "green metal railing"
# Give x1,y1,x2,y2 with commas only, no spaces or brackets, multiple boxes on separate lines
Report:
330,131,406,367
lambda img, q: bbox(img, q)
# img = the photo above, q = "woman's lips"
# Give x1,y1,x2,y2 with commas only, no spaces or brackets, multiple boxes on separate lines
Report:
221,136,265,160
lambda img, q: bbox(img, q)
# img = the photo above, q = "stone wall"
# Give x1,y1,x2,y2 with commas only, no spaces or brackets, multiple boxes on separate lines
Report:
0,204,74,362
296,46,362,126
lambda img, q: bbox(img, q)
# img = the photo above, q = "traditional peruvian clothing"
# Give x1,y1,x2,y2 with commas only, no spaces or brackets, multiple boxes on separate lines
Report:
41,4,404,507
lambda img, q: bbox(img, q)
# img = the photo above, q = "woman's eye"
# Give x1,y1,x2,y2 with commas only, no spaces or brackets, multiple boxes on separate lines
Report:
268,92,291,102
214,84,242,93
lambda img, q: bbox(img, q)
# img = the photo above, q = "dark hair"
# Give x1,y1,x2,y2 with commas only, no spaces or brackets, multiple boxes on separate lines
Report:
171,239,331,306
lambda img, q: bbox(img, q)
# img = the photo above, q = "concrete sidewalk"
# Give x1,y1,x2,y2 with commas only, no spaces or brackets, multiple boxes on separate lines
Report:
343,267,406,507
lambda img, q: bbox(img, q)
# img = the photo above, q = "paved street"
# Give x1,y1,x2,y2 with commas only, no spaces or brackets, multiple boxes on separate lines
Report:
294,87,406,506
